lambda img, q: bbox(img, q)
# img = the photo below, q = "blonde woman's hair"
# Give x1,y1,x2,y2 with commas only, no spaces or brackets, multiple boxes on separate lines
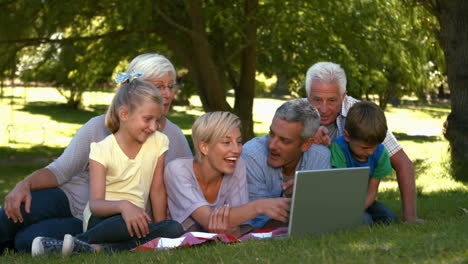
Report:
192,111,242,162
105,79,163,133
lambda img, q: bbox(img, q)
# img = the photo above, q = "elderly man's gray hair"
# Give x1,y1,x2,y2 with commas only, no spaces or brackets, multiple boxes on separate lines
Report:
305,62,347,96
273,99,321,140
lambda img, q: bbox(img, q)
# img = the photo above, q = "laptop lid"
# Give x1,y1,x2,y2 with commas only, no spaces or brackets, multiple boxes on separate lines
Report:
288,167,369,237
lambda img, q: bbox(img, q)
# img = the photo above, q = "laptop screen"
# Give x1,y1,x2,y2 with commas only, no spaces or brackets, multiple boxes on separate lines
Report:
288,167,369,237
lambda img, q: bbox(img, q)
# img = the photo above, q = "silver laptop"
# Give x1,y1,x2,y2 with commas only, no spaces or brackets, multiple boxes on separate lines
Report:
288,167,369,237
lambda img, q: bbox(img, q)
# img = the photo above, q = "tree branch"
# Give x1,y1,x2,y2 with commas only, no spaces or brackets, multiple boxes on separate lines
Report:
0,28,160,46
155,6,193,36
415,0,441,17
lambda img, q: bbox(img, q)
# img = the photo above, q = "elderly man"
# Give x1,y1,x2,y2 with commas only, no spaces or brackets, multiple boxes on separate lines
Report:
242,99,330,230
305,61,423,223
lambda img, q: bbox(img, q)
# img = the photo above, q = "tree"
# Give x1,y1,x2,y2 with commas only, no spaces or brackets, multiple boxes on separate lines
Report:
154,0,259,139
0,0,447,142
0,0,260,140
415,0,468,181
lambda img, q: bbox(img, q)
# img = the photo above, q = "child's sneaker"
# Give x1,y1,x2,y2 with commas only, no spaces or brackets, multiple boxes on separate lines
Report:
62,234,94,256
31,236,63,256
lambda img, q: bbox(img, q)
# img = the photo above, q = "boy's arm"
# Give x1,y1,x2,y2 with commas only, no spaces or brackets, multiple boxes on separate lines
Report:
366,148,391,209
150,154,167,222
365,178,380,209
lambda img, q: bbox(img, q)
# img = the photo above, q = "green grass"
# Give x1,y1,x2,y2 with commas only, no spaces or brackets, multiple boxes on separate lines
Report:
1,88,467,263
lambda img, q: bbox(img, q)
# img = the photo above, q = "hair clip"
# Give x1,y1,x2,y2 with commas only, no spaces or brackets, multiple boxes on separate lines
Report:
115,71,143,84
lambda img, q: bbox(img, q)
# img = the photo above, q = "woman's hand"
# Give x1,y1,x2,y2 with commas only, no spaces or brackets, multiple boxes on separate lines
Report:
120,201,152,238
208,204,233,234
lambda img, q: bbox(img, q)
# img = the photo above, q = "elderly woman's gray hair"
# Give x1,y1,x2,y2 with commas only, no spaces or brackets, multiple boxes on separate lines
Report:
126,53,176,81
273,99,321,141
305,62,347,96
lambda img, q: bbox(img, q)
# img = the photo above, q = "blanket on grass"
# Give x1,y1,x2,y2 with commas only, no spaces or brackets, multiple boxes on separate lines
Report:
133,227,288,251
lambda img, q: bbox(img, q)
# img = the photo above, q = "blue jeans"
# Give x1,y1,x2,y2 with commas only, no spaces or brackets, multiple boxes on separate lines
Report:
363,200,398,225
0,188,82,253
77,214,184,252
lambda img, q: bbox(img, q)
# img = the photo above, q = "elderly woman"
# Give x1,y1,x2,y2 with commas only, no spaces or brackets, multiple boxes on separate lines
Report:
165,112,290,236
0,53,192,253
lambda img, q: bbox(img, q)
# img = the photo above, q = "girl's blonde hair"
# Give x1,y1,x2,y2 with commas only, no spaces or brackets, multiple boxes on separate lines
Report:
105,79,163,133
192,111,242,162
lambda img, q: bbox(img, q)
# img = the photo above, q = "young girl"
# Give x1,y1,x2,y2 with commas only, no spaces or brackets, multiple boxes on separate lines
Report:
32,78,184,256
165,112,291,236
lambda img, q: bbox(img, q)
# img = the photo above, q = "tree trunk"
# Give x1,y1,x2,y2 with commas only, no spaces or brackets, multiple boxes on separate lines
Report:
273,70,289,96
142,1,258,140
187,0,231,113
234,0,258,141
435,0,468,182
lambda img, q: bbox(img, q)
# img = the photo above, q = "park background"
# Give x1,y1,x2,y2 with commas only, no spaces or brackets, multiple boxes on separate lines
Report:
0,0,467,263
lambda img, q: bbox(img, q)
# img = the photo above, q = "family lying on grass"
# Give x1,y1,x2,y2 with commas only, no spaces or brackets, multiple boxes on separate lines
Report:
0,54,423,256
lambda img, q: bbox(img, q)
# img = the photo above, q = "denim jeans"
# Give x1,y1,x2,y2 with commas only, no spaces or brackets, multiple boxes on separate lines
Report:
363,200,398,225
77,214,184,252
0,188,82,253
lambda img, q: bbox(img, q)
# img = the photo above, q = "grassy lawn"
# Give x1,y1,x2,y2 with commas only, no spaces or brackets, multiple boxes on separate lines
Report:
0,88,467,263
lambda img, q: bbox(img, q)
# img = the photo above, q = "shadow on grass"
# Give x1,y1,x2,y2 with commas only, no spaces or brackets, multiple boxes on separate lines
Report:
0,145,64,159
19,102,106,125
387,100,450,119
393,132,441,143
418,107,450,119
0,95,23,101
166,108,199,131
371,187,467,221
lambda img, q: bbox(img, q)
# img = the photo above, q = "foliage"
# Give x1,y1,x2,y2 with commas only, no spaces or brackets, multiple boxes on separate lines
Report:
0,0,446,137
256,1,445,109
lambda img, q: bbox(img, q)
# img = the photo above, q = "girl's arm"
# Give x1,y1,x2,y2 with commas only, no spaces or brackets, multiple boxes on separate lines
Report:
89,159,151,238
365,178,380,209
150,154,167,222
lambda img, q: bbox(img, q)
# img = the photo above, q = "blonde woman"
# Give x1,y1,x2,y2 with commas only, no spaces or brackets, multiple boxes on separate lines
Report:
165,112,290,236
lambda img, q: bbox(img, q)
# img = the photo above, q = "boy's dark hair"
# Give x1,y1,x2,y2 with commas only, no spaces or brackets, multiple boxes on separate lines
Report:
345,101,387,145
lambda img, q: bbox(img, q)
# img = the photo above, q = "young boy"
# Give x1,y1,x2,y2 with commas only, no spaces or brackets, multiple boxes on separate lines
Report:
329,101,398,225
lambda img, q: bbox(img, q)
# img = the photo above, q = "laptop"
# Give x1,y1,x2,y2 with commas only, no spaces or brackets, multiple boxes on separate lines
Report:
288,167,369,237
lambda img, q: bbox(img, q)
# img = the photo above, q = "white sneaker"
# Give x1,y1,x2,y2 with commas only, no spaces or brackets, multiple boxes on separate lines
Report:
62,234,94,256
31,236,63,256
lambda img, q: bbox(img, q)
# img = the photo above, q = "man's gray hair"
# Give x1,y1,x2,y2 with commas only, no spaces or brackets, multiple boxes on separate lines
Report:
305,62,347,96
273,99,321,140
126,53,176,82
